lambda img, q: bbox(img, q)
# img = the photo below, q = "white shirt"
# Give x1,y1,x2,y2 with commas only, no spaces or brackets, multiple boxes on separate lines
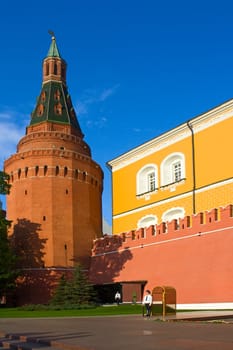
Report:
143,294,152,305
115,292,121,299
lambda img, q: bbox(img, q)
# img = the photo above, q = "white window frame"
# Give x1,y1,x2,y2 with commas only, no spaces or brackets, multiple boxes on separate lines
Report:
162,207,185,223
137,215,158,229
136,164,158,196
172,160,182,182
160,153,185,188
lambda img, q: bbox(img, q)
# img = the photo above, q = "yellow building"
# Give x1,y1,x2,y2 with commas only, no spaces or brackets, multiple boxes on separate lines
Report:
107,99,233,234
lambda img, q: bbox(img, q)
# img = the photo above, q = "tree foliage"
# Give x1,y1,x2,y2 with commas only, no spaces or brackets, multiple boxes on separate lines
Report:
50,265,96,306
49,274,70,305
0,171,11,195
0,171,18,300
0,211,19,298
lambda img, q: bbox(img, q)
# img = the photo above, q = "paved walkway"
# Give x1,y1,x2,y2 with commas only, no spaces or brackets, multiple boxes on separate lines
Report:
0,311,233,350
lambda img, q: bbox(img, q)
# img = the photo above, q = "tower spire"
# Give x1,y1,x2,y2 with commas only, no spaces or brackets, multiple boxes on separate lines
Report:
28,34,83,137
47,30,61,58
48,29,55,37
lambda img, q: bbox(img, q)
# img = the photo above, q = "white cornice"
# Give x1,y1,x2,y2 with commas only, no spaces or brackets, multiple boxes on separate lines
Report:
108,98,233,172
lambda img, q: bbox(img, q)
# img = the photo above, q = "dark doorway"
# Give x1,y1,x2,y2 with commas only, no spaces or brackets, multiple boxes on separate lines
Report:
94,283,122,304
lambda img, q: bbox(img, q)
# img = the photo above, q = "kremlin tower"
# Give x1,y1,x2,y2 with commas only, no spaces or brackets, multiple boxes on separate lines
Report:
4,34,103,270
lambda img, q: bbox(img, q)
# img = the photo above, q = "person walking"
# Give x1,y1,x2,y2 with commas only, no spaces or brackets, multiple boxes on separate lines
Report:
143,290,152,317
115,291,121,305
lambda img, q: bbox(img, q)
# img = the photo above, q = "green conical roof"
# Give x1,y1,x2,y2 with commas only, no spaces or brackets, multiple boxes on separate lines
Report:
30,81,83,134
47,34,61,57
29,34,84,137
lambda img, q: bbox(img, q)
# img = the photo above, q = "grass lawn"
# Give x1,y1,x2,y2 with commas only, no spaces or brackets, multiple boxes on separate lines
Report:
0,304,143,318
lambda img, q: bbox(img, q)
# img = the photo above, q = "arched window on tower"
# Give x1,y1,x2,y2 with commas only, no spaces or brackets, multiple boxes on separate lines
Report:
44,165,48,176
35,166,39,176
74,169,79,179
61,65,65,79
55,166,59,176
54,103,62,115
36,104,44,117
41,91,46,102
25,167,28,178
64,167,68,177
54,89,61,101
18,169,21,179
46,63,49,75
136,164,158,196
54,62,57,75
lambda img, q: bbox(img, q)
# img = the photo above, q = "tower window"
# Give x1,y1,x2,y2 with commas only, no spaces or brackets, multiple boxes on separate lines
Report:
44,165,48,176
25,167,28,177
64,167,68,177
35,166,39,176
46,63,49,75
37,104,44,117
54,62,57,75
18,169,21,179
55,166,59,176
54,90,61,101
74,169,78,179
61,66,65,79
54,103,62,115
41,91,46,102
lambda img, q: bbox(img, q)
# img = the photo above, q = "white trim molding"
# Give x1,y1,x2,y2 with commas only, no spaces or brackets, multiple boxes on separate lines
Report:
177,302,233,310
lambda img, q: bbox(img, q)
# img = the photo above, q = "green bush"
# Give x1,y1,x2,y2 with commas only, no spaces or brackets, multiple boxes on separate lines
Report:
18,303,97,311
50,265,96,306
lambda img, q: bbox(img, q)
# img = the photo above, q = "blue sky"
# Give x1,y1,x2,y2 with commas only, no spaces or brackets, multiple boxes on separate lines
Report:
1,0,233,229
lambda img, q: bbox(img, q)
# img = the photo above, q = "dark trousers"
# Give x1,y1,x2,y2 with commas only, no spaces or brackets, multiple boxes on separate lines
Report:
145,303,151,316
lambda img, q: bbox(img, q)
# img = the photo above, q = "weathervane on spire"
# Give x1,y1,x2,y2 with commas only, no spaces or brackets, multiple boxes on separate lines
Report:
48,30,55,40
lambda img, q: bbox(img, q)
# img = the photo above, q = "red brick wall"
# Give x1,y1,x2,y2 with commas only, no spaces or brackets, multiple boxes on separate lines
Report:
14,268,74,306
89,205,233,305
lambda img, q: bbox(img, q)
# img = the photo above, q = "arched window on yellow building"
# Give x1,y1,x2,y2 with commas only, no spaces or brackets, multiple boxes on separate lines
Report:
137,215,158,229
162,207,185,223
160,153,185,187
136,164,158,196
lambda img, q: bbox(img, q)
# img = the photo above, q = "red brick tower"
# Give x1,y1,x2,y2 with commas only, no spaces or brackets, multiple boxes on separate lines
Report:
4,34,103,269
